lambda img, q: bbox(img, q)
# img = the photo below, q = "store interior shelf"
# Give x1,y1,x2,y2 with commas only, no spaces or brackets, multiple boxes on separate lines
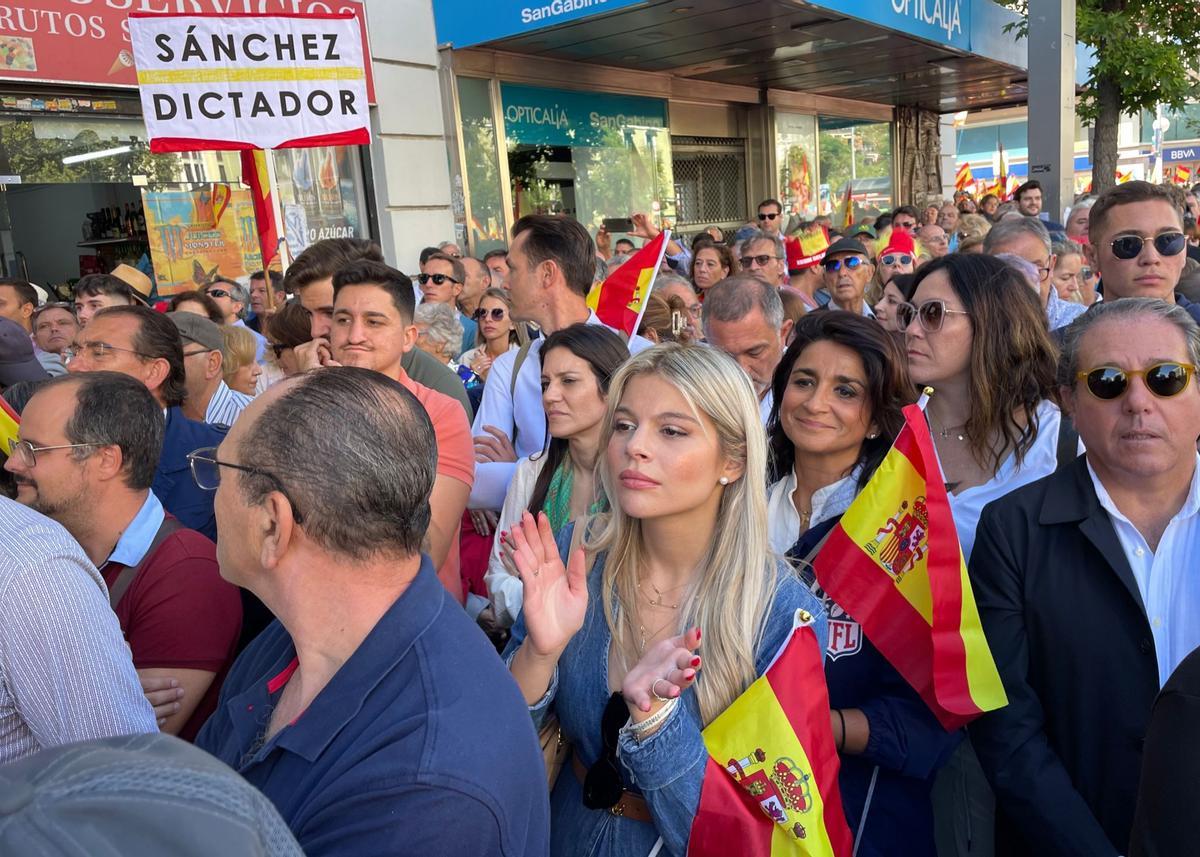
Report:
77,235,149,247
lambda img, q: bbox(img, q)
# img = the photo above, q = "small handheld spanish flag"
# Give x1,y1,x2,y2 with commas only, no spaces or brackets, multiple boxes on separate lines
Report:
0,396,20,457
688,609,853,857
586,230,670,337
954,162,973,192
812,397,1007,730
1174,165,1191,186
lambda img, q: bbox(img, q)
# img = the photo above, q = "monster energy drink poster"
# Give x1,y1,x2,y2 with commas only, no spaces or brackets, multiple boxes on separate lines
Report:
142,187,261,296
271,146,365,254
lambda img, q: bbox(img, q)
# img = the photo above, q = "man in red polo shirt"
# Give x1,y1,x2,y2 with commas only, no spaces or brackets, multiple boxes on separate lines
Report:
328,259,474,603
6,371,241,740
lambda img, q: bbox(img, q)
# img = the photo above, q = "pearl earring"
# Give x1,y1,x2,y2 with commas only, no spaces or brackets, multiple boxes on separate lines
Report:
719,477,729,485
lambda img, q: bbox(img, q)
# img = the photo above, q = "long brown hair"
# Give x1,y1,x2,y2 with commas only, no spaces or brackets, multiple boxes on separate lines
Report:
909,254,1058,472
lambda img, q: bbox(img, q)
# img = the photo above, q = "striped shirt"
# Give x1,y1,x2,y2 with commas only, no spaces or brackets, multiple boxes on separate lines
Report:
205,380,253,428
0,497,157,763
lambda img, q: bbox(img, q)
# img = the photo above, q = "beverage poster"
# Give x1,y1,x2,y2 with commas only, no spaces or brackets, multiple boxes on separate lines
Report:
142,188,261,296
271,146,364,255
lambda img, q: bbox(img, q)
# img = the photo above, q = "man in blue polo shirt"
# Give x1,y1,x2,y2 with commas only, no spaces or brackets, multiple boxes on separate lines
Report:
195,367,548,857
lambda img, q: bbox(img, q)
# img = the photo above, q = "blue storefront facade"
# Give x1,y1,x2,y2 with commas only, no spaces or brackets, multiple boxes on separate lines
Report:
431,0,1029,252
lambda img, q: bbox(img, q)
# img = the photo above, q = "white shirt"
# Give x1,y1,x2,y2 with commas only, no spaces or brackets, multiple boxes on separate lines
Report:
1089,455,1200,685
483,455,550,628
204,380,253,428
0,497,156,763
946,399,1065,561
767,466,862,555
469,312,652,510
759,389,774,426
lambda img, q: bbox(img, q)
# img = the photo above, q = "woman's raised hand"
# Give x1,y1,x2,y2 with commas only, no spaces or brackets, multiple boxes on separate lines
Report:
508,511,588,658
621,627,702,715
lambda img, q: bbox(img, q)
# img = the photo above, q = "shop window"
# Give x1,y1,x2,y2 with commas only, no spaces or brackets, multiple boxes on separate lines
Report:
270,147,369,257
672,136,746,230
775,113,818,220
818,117,894,217
457,77,507,255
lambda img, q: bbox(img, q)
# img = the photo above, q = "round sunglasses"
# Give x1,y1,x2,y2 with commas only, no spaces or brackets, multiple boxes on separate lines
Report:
880,253,913,266
1108,231,1186,260
895,299,970,333
472,307,507,321
1076,362,1196,400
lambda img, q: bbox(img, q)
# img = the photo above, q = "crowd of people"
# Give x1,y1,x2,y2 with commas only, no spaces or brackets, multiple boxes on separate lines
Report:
0,176,1198,857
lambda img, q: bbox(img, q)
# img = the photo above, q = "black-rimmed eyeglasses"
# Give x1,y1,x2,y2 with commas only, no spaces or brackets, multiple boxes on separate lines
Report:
186,448,304,523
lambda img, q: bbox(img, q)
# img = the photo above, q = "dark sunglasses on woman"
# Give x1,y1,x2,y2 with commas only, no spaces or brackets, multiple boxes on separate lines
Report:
1108,231,1187,260
895,299,970,333
880,254,913,266
1076,362,1196,400
581,693,628,810
472,307,506,321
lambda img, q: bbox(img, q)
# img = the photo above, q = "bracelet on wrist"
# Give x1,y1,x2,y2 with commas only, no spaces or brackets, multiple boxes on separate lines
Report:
624,696,678,741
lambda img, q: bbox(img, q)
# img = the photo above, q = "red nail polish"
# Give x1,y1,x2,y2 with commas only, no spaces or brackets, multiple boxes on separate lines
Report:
696,627,701,641
691,657,701,667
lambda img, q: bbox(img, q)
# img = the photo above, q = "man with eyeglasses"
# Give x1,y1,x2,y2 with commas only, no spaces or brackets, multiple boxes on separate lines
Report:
193,367,548,857
5,371,241,740
1084,181,1200,325
984,216,1086,331
890,205,921,235
756,198,785,237
206,277,268,366
816,238,875,317
916,224,950,259
969,298,1200,857
64,305,226,542
739,230,788,288
420,251,478,355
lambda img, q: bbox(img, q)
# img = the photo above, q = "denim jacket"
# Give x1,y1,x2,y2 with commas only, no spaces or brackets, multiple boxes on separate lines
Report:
503,526,828,857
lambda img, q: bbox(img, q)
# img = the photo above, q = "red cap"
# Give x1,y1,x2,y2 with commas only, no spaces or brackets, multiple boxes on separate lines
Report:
880,228,916,257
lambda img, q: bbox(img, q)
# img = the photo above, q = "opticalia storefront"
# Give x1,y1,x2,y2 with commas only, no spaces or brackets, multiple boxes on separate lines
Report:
0,1,374,298
433,0,1028,252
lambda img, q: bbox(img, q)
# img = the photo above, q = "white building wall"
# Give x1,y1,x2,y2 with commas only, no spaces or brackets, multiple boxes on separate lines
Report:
362,0,456,272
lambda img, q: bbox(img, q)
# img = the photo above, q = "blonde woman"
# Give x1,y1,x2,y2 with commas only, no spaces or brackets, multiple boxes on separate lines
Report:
459,287,524,381
221,323,261,396
502,343,828,857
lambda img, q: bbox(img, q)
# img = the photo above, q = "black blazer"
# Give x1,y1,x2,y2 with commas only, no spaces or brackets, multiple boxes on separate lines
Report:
967,455,1160,857
1129,646,1200,857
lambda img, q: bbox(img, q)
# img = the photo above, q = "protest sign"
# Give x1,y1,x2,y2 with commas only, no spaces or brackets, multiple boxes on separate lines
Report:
128,13,370,152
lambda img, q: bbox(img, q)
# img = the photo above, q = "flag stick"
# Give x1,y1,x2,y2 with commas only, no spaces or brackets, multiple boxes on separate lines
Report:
263,147,291,278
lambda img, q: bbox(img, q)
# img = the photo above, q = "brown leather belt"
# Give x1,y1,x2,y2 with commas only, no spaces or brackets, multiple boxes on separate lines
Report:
571,753,652,823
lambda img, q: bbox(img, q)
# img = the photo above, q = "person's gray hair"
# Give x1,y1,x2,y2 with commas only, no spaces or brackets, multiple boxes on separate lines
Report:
1066,198,1095,224
210,278,250,320
236,368,437,560
1056,298,1200,389
593,255,610,284
701,273,784,338
414,302,463,350
1052,238,1085,259
984,216,1052,256
740,230,784,258
993,253,1041,292
652,272,693,294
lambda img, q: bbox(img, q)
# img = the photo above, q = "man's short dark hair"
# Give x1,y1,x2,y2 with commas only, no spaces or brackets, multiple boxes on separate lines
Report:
237,367,436,559
37,371,163,490
284,238,383,294
0,278,37,309
249,270,284,291
419,246,443,267
1014,180,1042,202
92,305,187,408
512,214,595,298
892,205,920,222
482,249,508,264
1089,180,1185,244
332,260,416,323
423,252,466,285
614,238,636,253
73,273,135,302
757,198,783,213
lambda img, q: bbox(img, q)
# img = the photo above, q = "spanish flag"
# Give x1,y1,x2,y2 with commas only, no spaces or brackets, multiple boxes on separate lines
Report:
1116,169,1133,184
996,142,1008,199
954,162,973,192
840,184,855,231
688,609,853,857
812,401,1007,730
586,230,669,337
241,149,281,269
0,396,20,456
1174,165,1192,186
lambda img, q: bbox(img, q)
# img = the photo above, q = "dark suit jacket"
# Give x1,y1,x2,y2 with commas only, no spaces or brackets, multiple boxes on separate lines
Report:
1129,645,1200,857
968,455,1160,857
152,407,227,542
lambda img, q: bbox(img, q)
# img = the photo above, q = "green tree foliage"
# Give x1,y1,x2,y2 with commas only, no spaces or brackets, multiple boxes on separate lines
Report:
1001,0,1200,192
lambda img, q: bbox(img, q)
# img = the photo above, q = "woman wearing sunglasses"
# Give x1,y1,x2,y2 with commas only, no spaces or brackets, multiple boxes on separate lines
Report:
898,254,1062,560
765,312,958,857
872,273,917,335
459,288,524,382
868,230,917,306
502,344,827,857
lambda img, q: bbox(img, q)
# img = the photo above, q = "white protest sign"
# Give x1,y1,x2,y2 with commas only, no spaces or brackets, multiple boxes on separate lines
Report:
129,13,370,153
